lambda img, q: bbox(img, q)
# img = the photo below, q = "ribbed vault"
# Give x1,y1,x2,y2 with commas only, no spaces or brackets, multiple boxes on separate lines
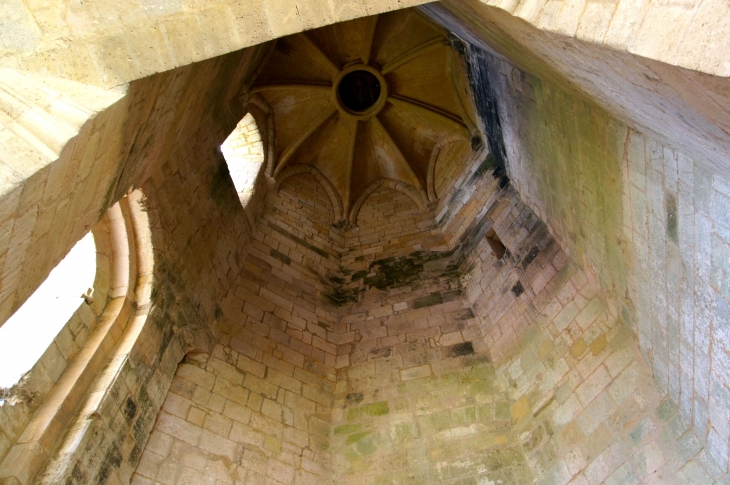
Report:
246,9,478,227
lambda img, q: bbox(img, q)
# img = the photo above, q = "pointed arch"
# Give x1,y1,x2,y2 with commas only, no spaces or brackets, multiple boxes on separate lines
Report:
275,164,344,224
348,178,427,226
427,131,472,202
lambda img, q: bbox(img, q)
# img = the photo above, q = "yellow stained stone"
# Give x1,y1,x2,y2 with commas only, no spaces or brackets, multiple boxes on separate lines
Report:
510,396,531,422
590,335,607,356
571,338,587,357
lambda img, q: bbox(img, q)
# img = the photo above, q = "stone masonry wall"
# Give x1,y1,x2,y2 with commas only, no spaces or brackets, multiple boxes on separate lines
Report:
432,150,722,483
322,171,528,483
32,89,256,482
132,169,353,484
332,300,530,484
26,61,269,481
491,265,720,484
455,172,719,483
489,48,730,480
131,343,333,485
130,124,730,485
5,1,730,483
105,17,730,482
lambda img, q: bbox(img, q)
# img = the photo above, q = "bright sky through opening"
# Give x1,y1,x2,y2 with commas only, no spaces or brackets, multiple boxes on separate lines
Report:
0,232,96,390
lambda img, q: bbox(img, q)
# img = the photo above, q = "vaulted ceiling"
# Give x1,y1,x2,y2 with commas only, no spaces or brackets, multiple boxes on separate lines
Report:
245,9,479,226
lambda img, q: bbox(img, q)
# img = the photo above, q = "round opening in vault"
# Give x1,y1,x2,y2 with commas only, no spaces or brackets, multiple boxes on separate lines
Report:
338,70,381,112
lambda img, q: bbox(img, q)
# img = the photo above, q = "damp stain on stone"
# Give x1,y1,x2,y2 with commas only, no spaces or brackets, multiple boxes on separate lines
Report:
448,341,475,357
270,249,291,265
214,304,223,320
209,157,236,209
521,246,540,269
268,223,331,259
346,392,364,405
413,292,443,309
370,347,392,359
470,153,496,184
323,285,366,307
512,281,524,297
123,397,138,422
351,270,369,281
96,443,123,485
326,210,500,305
328,275,346,285
452,308,475,320
443,290,463,301
70,464,88,484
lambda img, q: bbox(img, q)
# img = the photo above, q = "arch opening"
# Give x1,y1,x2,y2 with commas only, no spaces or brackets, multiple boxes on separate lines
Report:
220,113,266,208
0,232,96,395
339,70,381,112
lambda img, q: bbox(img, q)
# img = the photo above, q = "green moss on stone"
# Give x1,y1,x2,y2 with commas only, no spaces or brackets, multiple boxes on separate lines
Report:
335,423,363,435
657,398,677,422
362,401,390,417
347,407,362,421
347,431,372,445
495,401,511,421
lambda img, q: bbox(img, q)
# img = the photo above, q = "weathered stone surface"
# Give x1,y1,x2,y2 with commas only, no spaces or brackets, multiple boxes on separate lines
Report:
0,0,729,484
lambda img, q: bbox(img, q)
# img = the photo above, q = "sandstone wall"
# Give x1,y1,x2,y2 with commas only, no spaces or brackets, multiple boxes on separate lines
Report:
0,45,266,329
131,170,350,485
484,48,730,478
1,1,730,483
331,174,530,483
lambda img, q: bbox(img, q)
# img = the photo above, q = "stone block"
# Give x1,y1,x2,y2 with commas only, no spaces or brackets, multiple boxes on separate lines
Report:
576,366,612,407
177,364,216,390
554,302,580,333
243,374,278,400
400,365,431,381
155,412,202,446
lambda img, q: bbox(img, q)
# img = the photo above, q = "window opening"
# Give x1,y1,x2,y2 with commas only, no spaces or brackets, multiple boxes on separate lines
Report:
485,228,506,259
0,232,96,395
220,113,265,208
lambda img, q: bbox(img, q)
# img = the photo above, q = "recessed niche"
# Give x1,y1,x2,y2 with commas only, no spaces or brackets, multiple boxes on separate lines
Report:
485,228,506,259
338,70,382,112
